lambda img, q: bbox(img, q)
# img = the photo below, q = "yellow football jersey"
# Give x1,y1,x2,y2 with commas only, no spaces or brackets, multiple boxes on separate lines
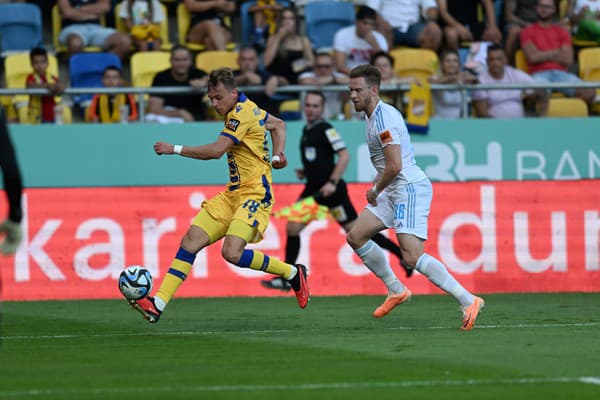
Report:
220,93,271,191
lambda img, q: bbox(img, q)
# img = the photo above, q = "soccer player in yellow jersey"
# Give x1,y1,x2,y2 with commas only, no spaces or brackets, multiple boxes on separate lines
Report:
130,68,309,323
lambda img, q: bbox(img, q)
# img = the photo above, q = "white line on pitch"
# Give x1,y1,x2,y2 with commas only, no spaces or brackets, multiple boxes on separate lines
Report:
0,376,599,397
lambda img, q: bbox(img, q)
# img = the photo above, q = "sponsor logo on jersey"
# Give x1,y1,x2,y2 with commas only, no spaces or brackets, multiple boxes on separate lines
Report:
226,118,241,132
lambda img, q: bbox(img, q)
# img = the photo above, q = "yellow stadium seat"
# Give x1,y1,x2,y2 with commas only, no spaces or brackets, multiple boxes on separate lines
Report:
389,48,438,84
176,3,236,52
131,51,171,87
546,98,589,117
52,4,105,53
195,50,238,72
4,52,71,124
114,2,172,51
130,51,171,102
578,47,600,80
515,48,529,73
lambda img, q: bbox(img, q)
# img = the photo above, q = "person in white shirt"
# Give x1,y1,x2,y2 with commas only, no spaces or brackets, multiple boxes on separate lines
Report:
345,64,484,331
367,0,442,50
333,5,388,76
472,44,548,118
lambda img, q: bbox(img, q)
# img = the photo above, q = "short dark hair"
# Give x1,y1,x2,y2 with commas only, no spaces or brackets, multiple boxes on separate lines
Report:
356,5,376,21
103,65,122,76
208,68,237,90
439,48,459,62
305,90,326,105
486,43,504,55
170,44,190,56
370,51,394,68
29,47,47,62
349,64,381,88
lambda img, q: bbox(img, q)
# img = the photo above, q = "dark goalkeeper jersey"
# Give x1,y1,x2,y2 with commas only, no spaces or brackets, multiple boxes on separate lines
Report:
300,119,347,188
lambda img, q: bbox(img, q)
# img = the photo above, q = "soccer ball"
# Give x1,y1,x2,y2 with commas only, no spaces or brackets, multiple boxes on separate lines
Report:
118,265,153,300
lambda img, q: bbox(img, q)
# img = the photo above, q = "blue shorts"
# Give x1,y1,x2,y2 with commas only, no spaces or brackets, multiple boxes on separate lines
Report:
393,22,426,47
531,69,583,97
59,24,117,47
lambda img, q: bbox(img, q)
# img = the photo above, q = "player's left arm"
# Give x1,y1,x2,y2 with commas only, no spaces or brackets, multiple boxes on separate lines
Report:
153,135,234,160
367,144,402,205
265,113,288,169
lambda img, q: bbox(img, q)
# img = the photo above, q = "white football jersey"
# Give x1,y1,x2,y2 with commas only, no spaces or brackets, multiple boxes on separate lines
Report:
365,100,427,192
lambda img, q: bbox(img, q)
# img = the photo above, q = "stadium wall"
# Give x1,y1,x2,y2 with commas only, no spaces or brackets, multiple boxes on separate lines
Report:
2,119,599,300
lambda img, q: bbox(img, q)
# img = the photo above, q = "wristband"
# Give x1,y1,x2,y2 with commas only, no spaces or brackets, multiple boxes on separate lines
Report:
173,145,183,155
271,155,281,164
371,185,380,195
329,179,338,185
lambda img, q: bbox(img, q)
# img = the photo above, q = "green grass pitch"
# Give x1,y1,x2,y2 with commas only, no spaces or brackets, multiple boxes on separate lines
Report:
1,293,599,400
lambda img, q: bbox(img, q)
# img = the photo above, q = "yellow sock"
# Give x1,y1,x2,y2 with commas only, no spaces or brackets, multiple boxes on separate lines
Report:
239,249,295,279
156,247,195,306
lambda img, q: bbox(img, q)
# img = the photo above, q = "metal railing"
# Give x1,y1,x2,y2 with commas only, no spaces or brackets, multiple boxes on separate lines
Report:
2,80,599,121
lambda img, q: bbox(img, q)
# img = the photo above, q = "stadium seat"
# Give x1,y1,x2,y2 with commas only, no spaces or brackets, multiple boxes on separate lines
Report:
389,48,438,84
195,51,239,72
0,3,43,55
114,2,172,51
546,98,589,117
131,51,171,88
130,51,170,102
5,52,59,109
515,48,529,73
279,99,302,120
69,52,122,107
578,47,600,112
304,1,355,50
52,4,105,54
239,1,290,47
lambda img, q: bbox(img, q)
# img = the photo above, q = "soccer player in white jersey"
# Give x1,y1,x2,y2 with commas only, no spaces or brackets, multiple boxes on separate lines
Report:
345,64,484,330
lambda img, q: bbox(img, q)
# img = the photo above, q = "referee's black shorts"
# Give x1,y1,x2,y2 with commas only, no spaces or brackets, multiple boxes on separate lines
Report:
299,180,357,225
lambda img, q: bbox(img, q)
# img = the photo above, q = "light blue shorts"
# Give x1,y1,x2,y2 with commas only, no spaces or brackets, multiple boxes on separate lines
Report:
59,24,117,47
531,69,582,97
366,178,432,240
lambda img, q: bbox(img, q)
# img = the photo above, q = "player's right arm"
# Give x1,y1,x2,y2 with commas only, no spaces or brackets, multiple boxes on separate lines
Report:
154,135,233,160
265,114,288,169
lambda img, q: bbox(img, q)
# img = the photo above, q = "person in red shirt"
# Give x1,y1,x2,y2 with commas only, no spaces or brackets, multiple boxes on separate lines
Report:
25,48,65,124
519,0,595,107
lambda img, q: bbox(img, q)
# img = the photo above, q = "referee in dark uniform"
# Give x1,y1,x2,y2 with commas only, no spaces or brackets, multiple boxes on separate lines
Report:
262,91,411,291
0,106,23,256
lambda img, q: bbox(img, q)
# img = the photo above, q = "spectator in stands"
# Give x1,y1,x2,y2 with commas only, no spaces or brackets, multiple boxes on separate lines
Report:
333,5,388,76
520,0,596,107
472,44,548,118
299,52,349,120
58,0,131,60
370,50,419,112
183,0,236,51
146,45,208,123
233,45,280,115
367,0,442,51
248,0,283,51
437,0,502,50
88,65,138,123
118,0,165,52
504,0,539,65
429,49,478,119
264,7,314,85
569,0,600,44
26,47,65,124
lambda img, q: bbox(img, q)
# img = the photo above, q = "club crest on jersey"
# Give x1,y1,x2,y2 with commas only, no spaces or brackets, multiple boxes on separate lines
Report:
379,130,392,144
304,147,316,161
226,118,240,131
235,105,242,113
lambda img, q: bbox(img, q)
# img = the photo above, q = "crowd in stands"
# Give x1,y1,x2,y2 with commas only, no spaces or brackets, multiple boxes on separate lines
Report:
1,0,598,124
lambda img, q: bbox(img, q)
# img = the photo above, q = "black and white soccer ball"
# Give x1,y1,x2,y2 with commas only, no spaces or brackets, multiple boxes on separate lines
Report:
118,265,153,300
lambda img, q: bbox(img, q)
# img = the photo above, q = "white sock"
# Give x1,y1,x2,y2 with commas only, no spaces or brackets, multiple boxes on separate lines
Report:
153,295,167,311
355,240,405,295
415,253,474,307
